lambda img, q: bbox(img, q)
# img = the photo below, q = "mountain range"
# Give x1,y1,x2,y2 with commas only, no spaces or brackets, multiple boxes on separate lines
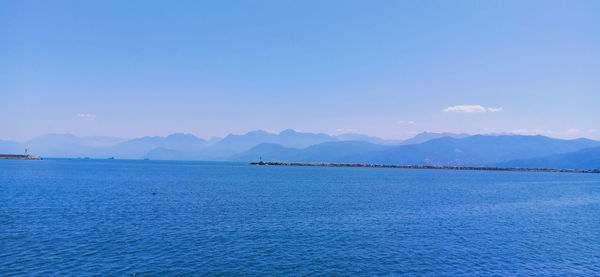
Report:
1,130,599,169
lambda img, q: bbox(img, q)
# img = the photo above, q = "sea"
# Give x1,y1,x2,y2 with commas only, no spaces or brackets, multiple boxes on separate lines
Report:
1,159,599,276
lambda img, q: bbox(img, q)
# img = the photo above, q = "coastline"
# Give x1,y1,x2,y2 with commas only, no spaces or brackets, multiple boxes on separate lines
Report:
0,154,43,160
250,161,600,174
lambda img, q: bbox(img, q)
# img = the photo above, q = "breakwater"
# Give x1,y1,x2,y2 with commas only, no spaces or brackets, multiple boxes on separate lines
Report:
0,154,43,160
250,161,600,173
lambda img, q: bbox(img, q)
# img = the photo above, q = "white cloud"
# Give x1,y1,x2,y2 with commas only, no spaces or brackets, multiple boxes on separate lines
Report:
443,105,486,113
397,120,415,124
77,113,96,119
442,105,503,113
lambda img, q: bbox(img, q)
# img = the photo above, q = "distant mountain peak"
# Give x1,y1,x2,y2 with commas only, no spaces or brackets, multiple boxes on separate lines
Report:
165,133,201,140
166,133,195,137
245,130,274,136
401,132,470,145
279,129,298,135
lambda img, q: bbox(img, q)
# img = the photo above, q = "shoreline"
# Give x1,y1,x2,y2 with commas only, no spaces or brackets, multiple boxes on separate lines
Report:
250,161,600,174
0,154,43,160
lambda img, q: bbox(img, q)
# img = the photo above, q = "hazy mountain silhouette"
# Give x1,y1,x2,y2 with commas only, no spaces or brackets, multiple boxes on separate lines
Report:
7,134,127,157
400,132,470,145
334,133,403,145
2,130,460,159
0,140,24,154
108,133,208,159
494,147,600,169
358,135,600,166
234,135,600,167
27,134,127,148
2,131,599,169
142,129,338,160
232,141,389,163
205,129,335,155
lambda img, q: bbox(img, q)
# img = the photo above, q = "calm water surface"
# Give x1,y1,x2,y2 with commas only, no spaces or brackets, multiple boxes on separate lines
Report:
1,159,599,276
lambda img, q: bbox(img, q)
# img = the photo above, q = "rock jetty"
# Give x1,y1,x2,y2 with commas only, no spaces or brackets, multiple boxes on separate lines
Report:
0,154,43,160
250,161,600,174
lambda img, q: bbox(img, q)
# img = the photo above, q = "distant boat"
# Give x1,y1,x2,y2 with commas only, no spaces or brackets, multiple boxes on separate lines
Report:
108,157,115,160
144,158,150,160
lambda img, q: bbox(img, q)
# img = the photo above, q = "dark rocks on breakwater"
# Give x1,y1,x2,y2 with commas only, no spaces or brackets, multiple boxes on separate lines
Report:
250,161,600,174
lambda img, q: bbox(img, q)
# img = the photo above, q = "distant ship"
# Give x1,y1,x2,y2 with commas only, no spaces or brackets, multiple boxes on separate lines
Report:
108,157,115,160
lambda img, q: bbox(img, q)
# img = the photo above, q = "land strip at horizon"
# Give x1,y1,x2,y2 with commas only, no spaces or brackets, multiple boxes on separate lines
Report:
250,161,600,174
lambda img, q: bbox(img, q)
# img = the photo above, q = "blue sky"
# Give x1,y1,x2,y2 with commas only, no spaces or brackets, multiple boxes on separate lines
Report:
1,0,598,141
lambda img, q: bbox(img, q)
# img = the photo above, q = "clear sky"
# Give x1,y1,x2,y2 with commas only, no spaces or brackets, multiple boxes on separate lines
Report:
1,0,599,141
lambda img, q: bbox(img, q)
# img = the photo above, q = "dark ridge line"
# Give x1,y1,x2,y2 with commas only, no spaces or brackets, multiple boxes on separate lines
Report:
250,161,600,174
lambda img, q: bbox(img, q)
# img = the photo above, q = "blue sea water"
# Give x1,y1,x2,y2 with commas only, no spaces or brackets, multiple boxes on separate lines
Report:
1,159,599,276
